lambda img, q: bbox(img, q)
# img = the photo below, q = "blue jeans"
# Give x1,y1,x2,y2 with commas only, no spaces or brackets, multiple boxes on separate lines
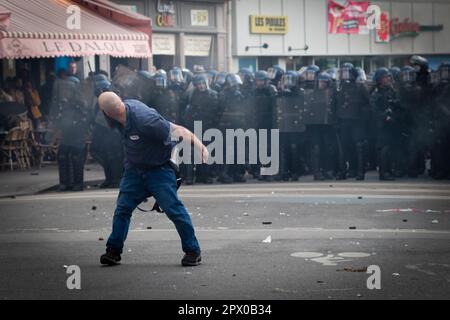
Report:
106,164,201,254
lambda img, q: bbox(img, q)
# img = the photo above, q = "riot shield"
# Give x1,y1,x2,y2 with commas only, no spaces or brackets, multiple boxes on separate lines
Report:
153,89,179,123
248,95,275,130
303,89,332,125
219,94,247,130
274,95,306,133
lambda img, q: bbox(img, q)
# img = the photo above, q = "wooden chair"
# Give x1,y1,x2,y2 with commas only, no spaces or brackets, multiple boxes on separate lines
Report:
1,127,27,170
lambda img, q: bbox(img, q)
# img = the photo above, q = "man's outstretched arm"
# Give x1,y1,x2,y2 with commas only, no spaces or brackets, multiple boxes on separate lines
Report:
170,123,209,163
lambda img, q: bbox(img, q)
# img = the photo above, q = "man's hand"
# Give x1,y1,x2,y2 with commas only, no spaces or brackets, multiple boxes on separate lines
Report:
201,145,209,164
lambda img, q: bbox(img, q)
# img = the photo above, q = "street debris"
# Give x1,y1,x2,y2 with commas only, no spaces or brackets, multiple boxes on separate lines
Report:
92,206,97,211
98,237,104,241
262,221,272,225
358,196,363,199
147,226,152,230
431,220,439,224
349,226,357,230
402,219,408,222
243,212,249,216
392,273,400,276
262,235,272,243
279,212,287,216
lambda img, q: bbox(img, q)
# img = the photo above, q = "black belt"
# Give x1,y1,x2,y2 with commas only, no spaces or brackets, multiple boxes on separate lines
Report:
136,161,182,213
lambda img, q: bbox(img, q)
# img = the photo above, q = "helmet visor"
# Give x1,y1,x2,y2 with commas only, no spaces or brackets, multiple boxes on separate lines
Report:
401,71,416,83
306,70,316,82
154,77,167,88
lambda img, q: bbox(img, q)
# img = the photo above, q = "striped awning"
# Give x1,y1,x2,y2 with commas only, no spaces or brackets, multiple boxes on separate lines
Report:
0,0,152,59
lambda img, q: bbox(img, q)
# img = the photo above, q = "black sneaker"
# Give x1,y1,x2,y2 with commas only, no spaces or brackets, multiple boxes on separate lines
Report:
181,252,202,267
100,248,121,266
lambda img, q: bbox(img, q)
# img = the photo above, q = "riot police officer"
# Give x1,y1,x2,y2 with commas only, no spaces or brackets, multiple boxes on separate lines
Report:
218,74,247,183
90,74,124,189
397,66,422,178
183,74,219,184
238,68,255,98
249,71,278,180
276,71,305,181
50,71,90,191
211,72,227,93
333,63,369,180
370,68,402,181
408,55,435,177
304,71,337,180
267,65,285,89
149,70,179,123
432,62,450,179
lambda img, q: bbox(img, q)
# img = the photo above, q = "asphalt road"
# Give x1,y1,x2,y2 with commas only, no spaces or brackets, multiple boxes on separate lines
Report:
0,180,449,300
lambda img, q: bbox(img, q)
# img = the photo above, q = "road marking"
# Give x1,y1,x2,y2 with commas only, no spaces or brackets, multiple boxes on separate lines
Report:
2,191,450,202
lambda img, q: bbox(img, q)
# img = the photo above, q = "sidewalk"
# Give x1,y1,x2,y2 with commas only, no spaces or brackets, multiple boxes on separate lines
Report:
0,163,105,198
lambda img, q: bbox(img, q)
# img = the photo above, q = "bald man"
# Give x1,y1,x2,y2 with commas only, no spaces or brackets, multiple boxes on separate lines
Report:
98,92,208,266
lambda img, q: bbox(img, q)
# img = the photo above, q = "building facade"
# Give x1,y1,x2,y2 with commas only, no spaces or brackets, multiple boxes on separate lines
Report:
232,0,450,73
112,0,230,71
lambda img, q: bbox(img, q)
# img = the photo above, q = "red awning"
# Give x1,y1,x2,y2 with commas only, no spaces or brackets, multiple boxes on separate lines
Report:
0,0,152,59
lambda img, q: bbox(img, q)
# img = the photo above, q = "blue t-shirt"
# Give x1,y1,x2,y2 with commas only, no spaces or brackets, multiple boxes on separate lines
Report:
121,99,174,169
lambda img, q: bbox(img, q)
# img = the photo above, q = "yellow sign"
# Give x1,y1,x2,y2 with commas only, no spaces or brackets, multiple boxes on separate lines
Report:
250,15,288,34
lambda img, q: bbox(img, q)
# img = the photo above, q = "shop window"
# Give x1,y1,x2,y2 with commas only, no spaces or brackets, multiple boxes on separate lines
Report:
315,57,338,70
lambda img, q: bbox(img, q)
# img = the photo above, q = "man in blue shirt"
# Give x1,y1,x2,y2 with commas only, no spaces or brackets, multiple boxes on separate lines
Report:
98,92,208,266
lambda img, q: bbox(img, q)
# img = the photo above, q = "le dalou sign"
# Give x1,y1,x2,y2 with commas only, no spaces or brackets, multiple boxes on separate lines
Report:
250,15,288,34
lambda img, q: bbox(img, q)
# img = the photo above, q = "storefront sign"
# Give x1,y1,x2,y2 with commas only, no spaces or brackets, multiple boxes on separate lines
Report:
152,33,175,55
157,0,175,14
376,13,444,43
156,0,175,27
184,35,212,56
375,11,390,43
250,15,288,34
191,10,209,27
0,38,151,59
328,0,370,35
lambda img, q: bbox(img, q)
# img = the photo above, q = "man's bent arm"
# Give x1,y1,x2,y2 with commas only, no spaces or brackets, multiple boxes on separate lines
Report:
170,123,209,163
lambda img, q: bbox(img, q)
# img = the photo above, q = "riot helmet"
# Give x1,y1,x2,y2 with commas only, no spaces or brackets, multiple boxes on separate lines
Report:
254,70,269,89
192,74,209,92
153,72,168,89
305,65,320,82
318,72,332,90
438,62,450,82
374,67,392,87
400,66,417,83
168,68,184,85
355,67,367,84
390,67,401,83
281,71,298,90
225,73,243,89
340,63,356,82
238,68,255,87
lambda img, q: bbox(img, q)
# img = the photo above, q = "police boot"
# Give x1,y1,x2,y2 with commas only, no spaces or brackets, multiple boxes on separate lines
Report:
72,149,85,192
196,165,213,184
311,145,324,181
218,165,233,184
233,165,247,183
57,147,71,191
185,164,195,185
100,162,113,189
356,142,365,181
379,147,395,181
109,158,123,188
